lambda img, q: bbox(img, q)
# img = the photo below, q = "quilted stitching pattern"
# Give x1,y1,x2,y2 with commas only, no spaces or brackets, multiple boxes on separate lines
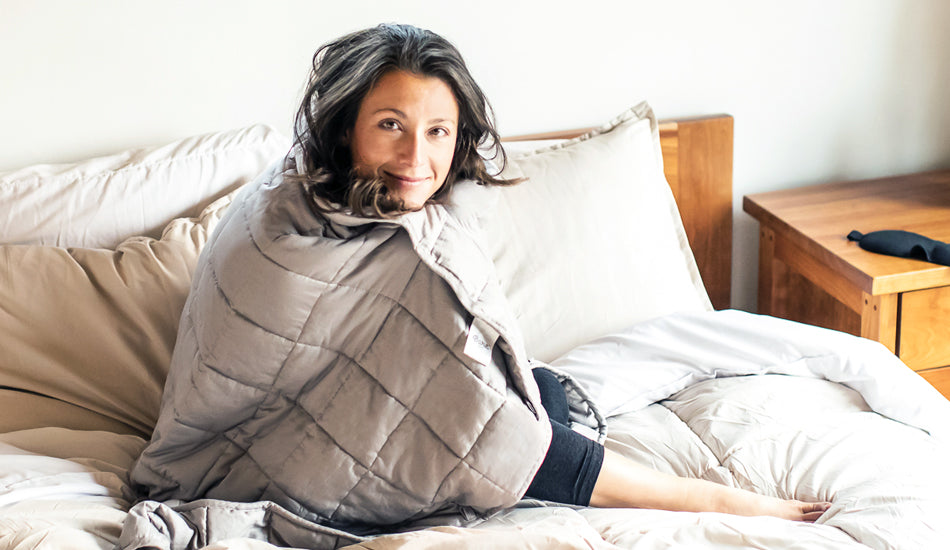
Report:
132,165,552,530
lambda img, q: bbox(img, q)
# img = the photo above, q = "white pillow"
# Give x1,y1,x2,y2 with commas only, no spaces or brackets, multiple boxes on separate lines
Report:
0,124,289,248
484,101,711,363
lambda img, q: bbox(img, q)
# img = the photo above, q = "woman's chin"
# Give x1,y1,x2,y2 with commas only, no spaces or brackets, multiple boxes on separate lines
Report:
398,198,426,211
385,186,436,212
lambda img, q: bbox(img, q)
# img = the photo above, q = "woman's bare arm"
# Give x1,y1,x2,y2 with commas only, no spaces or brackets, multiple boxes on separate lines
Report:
589,448,831,522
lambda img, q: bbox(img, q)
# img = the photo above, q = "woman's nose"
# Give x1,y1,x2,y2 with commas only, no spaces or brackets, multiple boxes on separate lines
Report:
397,133,426,166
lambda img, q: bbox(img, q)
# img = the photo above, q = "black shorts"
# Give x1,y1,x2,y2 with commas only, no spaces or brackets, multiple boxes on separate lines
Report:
524,367,604,506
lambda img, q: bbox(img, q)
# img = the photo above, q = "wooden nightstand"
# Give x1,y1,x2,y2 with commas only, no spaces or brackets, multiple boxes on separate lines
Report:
743,170,950,399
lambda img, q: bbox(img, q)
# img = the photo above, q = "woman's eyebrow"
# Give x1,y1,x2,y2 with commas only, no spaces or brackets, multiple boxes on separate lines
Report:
373,108,407,117
373,108,457,125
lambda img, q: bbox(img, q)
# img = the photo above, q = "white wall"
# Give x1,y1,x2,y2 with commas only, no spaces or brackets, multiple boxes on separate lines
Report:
3,0,949,311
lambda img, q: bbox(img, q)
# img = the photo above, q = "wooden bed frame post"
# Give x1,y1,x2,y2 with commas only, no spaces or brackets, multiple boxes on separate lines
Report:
659,115,734,310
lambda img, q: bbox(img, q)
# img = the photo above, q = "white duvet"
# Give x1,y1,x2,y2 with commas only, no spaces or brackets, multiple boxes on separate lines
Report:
2,311,948,550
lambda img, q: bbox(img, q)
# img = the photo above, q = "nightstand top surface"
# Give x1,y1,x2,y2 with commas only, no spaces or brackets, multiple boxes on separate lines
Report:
744,170,950,294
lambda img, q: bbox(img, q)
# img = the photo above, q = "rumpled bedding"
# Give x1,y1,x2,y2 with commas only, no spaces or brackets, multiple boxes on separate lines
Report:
0,428,143,549
3,310,949,550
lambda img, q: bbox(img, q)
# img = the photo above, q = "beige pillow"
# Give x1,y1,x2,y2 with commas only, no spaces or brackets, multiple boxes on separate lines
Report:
0,193,234,437
485,102,711,363
0,389,137,435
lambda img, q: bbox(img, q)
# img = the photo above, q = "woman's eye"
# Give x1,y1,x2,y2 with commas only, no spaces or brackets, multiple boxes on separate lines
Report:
379,120,400,131
429,127,449,137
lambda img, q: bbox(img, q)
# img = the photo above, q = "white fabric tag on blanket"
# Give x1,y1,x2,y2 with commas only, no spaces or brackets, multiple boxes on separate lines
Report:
463,318,497,366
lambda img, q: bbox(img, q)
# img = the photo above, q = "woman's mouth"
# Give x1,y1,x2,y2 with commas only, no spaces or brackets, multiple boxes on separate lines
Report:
384,171,430,186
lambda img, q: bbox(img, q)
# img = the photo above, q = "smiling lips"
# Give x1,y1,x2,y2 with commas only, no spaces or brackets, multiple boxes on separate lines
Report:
384,171,431,187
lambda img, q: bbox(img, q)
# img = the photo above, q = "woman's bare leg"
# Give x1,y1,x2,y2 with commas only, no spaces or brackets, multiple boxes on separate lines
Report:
589,448,831,522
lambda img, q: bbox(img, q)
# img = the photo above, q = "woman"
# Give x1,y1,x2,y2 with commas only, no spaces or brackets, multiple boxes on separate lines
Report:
132,23,829,533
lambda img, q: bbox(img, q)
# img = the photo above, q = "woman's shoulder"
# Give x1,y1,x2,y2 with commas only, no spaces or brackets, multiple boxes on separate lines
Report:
234,158,331,238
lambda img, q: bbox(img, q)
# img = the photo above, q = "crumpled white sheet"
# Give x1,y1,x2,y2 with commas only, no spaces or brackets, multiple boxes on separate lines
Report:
0,428,145,550
600,374,950,549
546,309,950,549
551,309,950,442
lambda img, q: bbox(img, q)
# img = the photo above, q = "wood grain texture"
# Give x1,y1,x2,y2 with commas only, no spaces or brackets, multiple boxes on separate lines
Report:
744,171,950,296
900,286,950,370
861,292,898,354
760,231,862,337
757,226,776,315
772,230,865,312
918,367,950,400
666,116,734,310
505,115,734,310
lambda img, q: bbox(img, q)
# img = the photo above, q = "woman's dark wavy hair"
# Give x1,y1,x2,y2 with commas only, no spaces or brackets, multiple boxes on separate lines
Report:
291,23,516,218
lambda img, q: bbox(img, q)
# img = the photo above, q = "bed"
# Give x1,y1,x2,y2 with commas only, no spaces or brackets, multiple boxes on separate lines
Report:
1,102,949,550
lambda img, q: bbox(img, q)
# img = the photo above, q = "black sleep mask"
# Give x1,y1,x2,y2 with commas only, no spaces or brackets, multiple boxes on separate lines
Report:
847,230,950,266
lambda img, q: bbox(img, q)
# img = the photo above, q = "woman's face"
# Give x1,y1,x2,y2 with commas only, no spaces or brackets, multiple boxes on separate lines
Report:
349,69,459,210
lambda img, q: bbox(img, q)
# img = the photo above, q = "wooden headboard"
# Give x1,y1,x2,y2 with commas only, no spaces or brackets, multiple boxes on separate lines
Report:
504,115,734,310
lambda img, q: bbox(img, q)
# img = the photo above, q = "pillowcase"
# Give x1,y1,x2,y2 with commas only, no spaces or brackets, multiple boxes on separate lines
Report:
483,101,711,363
0,124,289,248
0,192,234,437
0,389,137,435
